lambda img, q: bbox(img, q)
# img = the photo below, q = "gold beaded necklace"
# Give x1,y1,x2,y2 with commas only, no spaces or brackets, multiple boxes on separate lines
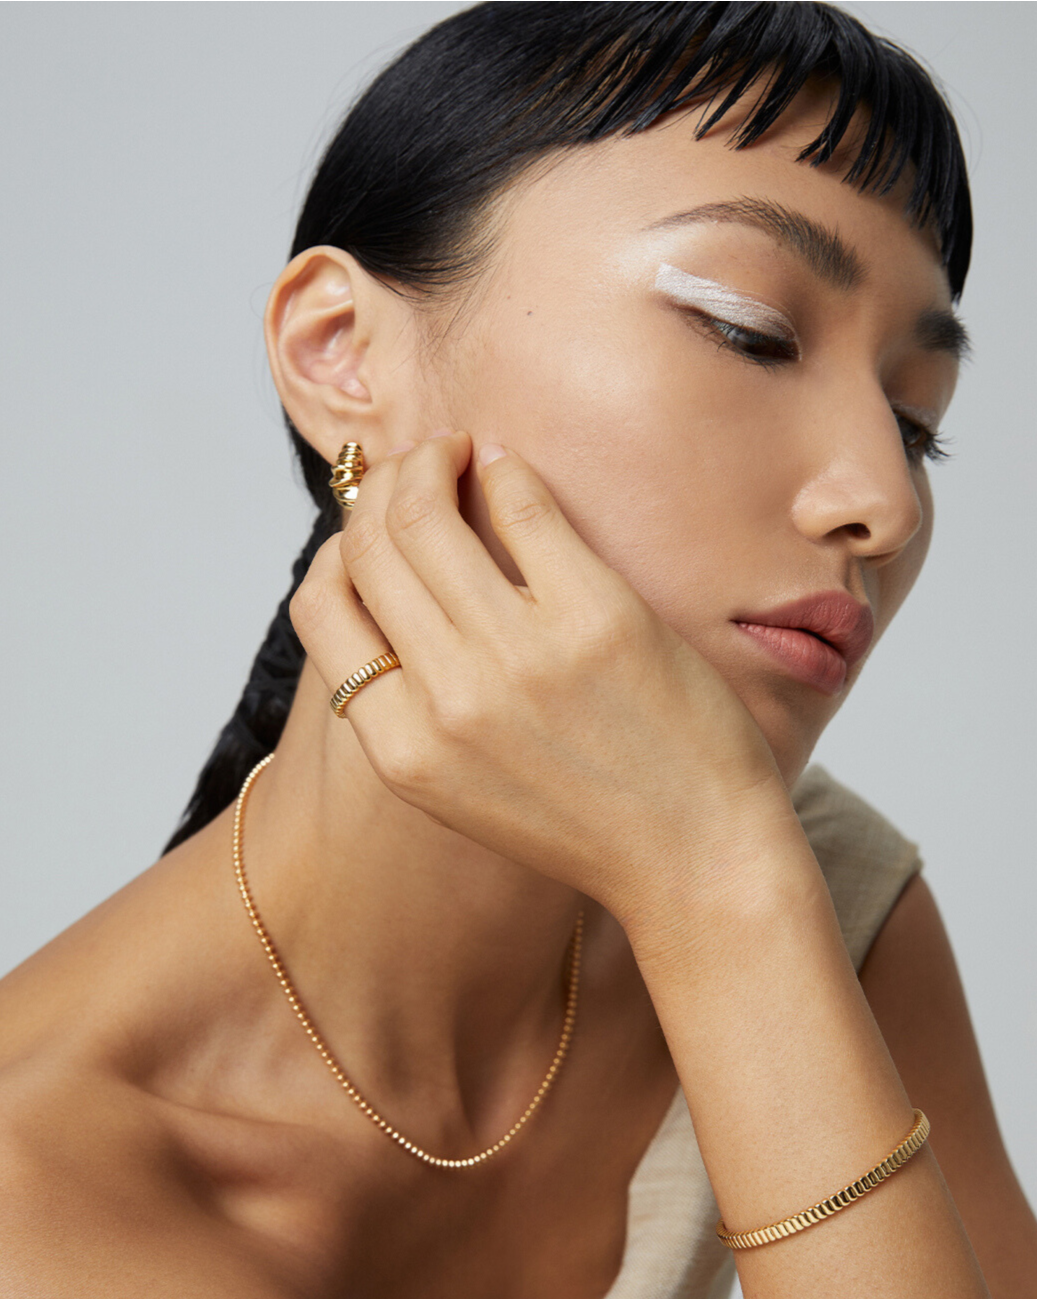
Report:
233,753,584,1168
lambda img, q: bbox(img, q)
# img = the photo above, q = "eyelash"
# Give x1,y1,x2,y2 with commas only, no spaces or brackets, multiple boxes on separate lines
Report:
689,312,954,466
895,412,952,466
700,315,798,368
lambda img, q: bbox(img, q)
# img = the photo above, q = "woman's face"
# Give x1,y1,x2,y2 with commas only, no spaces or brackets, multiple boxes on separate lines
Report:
406,86,962,784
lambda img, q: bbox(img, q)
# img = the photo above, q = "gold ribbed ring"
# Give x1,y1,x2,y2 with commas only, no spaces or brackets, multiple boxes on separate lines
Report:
330,652,401,718
716,1109,930,1250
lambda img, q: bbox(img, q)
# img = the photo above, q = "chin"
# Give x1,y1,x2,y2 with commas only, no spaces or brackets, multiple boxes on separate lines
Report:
742,689,834,792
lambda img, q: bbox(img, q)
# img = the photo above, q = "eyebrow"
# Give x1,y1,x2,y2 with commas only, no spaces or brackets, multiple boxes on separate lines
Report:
646,197,971,361
915,307,972,362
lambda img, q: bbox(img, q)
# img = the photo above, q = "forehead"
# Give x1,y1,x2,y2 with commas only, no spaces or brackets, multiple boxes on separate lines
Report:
489,84,951,307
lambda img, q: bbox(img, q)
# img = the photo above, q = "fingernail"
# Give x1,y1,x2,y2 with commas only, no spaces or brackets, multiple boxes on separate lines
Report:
386,440,417,456
429,427,453,439
478,443,507,466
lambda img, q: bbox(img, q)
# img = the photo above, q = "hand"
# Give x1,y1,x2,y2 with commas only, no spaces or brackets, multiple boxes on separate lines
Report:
291,430,791,924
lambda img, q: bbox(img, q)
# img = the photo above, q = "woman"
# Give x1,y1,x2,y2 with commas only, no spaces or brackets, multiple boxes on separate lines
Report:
0,3,1034,1295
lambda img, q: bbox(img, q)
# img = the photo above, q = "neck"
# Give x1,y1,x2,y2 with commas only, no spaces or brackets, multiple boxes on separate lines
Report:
236,657,589,1134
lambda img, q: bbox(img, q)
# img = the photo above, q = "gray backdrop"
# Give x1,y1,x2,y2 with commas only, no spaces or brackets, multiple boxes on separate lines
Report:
2,0,1034,1215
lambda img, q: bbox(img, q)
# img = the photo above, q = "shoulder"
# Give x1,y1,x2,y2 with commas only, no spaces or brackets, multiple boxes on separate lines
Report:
790,763,922,970
0,843,295,1296
0,1053,166,1198
0,1058,291,1298
0,1059,165,1290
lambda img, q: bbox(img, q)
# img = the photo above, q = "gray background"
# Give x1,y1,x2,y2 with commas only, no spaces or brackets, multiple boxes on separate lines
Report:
1,0,1033,1220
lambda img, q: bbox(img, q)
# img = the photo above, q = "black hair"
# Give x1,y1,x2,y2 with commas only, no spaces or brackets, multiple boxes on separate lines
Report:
162,0,972,853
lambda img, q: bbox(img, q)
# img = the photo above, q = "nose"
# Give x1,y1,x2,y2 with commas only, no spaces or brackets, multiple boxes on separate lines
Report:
789,389,926,566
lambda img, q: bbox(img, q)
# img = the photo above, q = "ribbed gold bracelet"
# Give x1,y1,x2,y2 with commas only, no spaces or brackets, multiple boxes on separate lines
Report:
716,1109,930,1250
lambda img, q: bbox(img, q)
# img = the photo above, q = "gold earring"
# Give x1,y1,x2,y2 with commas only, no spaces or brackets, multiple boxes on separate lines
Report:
329,441,365,510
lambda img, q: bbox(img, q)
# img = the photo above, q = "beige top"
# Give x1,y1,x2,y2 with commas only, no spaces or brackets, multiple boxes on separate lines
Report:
604,763,924,1299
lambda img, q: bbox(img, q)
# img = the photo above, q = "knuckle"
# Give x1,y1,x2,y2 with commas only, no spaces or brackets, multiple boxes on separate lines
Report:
338,515,381,567
386,488,440,536
371,734,429,793
491,490,552,537
569,590,642,660
427,687,482,741
289,574,334,638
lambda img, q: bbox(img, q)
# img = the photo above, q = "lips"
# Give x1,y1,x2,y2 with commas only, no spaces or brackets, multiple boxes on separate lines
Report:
731,591,874,696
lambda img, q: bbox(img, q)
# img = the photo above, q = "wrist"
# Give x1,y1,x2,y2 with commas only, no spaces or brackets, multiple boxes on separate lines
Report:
615,780,821,966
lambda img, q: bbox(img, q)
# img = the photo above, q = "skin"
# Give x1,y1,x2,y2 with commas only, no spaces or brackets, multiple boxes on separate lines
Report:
1,81,1035,1298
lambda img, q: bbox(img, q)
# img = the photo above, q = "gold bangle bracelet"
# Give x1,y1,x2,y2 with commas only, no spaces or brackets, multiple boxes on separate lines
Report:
716,1109,930,1250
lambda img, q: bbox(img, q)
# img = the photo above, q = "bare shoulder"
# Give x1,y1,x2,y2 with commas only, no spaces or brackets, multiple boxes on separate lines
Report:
0,1058,293,1299
861,874,1037,1298
0,824,297,1297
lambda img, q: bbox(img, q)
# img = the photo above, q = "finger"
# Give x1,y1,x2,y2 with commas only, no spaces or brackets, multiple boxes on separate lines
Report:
341,449,460,662
289,535,405,721
475,444,609,605
385,431,523,632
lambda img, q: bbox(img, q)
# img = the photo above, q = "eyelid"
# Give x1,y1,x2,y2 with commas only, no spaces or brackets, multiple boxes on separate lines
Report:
892,402,940,433
655,263,799,346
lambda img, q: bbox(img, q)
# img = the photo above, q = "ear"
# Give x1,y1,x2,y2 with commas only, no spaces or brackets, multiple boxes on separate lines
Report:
263,246,415,467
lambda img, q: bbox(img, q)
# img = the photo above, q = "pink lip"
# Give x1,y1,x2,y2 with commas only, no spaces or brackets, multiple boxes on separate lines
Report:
730,591,874,697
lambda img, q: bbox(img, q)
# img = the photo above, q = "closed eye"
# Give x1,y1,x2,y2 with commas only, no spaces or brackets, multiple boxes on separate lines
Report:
684,309,799,368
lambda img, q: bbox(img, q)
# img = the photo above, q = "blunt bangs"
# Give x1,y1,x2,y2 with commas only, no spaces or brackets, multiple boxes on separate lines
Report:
315,2,971,299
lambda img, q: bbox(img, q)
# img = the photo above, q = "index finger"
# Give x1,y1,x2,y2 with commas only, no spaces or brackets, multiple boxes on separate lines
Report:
474,444,614,605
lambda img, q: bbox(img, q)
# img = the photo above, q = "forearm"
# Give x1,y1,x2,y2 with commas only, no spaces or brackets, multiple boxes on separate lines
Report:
626,804,990,1297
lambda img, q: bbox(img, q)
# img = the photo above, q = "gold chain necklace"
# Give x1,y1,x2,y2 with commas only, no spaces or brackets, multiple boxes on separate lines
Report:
233,753,584,1169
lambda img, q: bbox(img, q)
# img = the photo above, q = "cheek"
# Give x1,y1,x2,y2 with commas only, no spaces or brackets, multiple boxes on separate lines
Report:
453,307,798,627
449,311,840,785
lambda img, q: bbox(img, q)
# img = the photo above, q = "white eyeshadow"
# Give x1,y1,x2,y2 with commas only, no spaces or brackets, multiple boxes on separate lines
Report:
655,262,796,342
